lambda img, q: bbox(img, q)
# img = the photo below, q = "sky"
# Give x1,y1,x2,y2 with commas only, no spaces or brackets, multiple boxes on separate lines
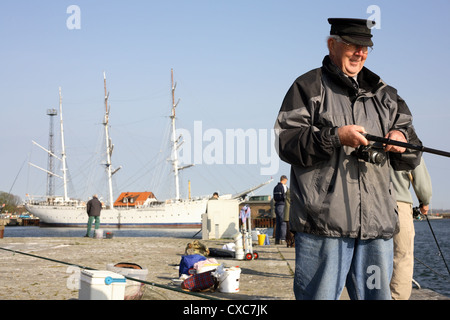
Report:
1,0,450,209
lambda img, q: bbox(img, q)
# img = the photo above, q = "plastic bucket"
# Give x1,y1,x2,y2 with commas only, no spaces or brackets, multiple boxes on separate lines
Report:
218,267,241,293
94,229,103,239
233,232,245,259
257,234,266,246
235,246,244,260
233,232,242,243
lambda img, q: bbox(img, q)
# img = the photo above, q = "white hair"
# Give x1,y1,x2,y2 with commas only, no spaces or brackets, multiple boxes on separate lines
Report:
327,35,344,49
328,35,342,42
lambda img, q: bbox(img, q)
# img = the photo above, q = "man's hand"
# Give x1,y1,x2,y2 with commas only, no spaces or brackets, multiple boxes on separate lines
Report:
384,130,407,153
420,205,429,216
337,125,369,148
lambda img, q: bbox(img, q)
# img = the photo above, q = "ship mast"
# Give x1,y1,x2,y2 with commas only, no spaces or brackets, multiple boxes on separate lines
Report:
171,69,181,201
59,87,69,201
103,72,115,208
170,69,194,201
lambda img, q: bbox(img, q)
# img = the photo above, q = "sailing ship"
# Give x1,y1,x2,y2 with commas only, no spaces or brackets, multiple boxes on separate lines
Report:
25,71,270,228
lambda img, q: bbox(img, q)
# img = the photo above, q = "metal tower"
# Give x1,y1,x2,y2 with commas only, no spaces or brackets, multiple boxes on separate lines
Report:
46,108,58,197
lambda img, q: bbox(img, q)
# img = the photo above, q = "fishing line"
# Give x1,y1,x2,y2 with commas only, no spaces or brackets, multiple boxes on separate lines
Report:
0,246,220,300
424,214,450,275
414,256,449,280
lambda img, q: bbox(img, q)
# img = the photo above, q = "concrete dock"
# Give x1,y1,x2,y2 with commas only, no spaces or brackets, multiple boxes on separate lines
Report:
0,236,448,300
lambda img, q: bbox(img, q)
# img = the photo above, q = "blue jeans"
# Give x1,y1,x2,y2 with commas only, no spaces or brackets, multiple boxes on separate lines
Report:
275,203,286,242
294,232,393,300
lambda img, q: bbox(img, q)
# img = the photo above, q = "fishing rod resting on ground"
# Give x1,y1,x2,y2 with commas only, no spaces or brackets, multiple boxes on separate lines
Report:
0,246,220,300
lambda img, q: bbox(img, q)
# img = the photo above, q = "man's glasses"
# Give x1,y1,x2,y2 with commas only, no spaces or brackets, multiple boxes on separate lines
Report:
337,38,373,54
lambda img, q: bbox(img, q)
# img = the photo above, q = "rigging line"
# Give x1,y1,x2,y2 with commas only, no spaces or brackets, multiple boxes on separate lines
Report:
8,156,28,195
112,115,167,127
0,246,220,300
119,153,165,191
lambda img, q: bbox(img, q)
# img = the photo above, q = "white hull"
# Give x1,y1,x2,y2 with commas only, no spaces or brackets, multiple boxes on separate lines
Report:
25,199,209,228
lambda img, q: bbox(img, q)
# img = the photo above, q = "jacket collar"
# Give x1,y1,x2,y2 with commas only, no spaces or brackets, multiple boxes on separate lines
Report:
321,55,385,95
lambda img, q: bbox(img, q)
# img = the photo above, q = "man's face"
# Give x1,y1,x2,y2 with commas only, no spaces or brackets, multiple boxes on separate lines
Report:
328,38,368,77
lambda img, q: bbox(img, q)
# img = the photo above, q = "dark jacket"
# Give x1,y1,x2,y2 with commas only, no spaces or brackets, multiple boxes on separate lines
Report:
274,56,421,240
86,197,102,217
273,182,286,204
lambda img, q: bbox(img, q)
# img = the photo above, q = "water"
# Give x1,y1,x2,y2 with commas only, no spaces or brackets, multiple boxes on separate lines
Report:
2,220,449,297
2,226,203,239
413,218,450,297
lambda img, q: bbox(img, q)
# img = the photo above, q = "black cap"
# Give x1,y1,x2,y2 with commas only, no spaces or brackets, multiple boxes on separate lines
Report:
328,18,375,47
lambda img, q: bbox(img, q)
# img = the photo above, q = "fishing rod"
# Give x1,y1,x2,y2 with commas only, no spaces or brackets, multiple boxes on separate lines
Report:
363,133,450,158
364,133,450,275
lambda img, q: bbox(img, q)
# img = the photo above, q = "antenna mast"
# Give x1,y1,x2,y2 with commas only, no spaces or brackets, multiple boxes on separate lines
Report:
46,108,57,197
29,88,69,201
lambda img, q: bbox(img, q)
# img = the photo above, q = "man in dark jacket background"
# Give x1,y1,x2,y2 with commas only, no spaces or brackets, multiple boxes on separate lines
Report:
273,175,288,244
85,194,102,237
275,18,421,300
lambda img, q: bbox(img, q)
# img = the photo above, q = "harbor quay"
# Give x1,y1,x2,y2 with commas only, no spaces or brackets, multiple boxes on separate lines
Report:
0,236,295,300
0,236,448,301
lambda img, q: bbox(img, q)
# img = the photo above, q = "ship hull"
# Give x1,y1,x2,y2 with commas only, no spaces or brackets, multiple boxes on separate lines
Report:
25,199,209,228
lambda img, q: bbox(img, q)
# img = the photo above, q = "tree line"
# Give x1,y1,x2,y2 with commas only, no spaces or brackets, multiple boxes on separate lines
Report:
0,192,22,214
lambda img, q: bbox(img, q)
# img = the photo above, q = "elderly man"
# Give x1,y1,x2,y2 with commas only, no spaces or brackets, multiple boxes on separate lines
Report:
274,18,421,300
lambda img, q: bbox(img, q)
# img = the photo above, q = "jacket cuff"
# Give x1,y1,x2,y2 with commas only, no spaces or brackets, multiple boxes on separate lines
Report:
329,126,341,147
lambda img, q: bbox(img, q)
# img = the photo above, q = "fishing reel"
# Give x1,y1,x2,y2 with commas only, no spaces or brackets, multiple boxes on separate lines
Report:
352,143,387,166
413,206,424,220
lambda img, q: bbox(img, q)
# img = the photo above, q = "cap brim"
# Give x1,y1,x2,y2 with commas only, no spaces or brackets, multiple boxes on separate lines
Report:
341,35,373,47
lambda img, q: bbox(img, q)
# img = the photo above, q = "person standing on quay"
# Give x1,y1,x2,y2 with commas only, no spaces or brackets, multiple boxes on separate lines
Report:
273,175,288,244
390,158,432,299
85,194,102,237
275,18,421,299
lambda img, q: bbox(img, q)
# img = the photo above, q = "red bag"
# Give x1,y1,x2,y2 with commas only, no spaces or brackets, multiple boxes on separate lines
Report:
181,271,217,292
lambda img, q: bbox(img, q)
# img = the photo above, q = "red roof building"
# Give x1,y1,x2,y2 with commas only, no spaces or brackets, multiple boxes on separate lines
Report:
114,192,156,208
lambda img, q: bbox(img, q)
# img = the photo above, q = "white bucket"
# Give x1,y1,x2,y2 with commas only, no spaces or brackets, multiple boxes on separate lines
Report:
235,247,245,260
95,229,103,239
233,232,242,243
218,267,241,293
